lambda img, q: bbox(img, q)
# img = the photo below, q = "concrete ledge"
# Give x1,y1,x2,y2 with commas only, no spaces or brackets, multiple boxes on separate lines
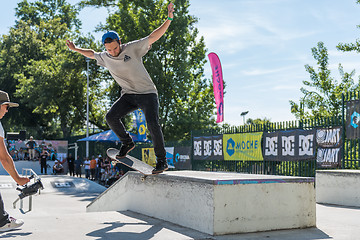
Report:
316,169,360,207
87,171,316,235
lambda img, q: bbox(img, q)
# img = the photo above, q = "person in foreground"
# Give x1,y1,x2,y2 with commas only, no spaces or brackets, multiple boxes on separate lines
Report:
0,90,30,232
66,2,175,174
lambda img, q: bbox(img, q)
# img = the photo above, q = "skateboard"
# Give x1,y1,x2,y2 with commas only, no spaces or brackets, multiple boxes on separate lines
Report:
107,148,157,181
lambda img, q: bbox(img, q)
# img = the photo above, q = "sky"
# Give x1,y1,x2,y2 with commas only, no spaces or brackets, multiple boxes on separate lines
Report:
1,0,360,126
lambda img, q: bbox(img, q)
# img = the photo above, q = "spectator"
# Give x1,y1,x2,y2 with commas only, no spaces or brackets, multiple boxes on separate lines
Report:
53,161,64,175
66,153,75,177
96,155,104,181
100,167,110,185
90,156,97,181
26,136,36,161
51,149,57,161
106,168,119,186
39,149,49,175
74,156,82,178
17,148,25,161
84,158,90,179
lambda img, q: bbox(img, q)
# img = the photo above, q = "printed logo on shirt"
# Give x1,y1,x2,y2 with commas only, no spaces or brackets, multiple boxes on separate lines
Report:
124,55,131,62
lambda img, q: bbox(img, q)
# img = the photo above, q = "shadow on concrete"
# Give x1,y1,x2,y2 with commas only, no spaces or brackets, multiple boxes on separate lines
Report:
86,209,332,240
0,230,32,239
216,227,331,240
317,202,360,211
52,192,100,202
86,211,210,240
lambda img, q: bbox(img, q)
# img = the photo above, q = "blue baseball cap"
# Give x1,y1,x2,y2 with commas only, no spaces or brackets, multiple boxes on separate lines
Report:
102,31,120,44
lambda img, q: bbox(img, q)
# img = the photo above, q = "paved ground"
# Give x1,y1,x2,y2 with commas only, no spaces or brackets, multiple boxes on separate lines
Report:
0,175,359,240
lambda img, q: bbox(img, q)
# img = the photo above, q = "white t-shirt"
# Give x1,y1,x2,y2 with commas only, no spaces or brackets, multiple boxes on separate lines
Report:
84,159,91,170
94,37,157,96
0,122,4,138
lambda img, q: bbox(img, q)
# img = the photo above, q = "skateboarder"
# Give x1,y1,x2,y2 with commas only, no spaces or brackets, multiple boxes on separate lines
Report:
0,90,30,232
66,2,175,173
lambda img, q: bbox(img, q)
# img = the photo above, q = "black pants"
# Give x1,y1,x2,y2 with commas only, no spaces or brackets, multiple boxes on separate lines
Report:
0,193,9,227
90,169,96,180
75,167,81,177
41,163,47,174
106,93,166,161
68,164,75,176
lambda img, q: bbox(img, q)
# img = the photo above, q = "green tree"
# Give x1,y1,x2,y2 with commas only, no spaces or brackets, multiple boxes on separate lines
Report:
290,42,357,119
0,0,107,138
246,117,271,125
80,0,217,141
337,0,360,53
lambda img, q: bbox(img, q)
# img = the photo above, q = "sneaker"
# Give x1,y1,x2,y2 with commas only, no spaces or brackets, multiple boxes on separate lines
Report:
0,217,24,232
116,141,135,159
152,160,168,174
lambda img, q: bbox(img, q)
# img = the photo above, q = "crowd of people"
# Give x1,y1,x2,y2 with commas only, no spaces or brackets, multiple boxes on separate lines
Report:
6,137,58,162
75,154,127,187
37,151,128,188
6,137,126,187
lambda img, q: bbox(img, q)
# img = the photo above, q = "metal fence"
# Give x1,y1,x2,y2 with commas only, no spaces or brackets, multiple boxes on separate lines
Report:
342,92,360,169
191,116,343,177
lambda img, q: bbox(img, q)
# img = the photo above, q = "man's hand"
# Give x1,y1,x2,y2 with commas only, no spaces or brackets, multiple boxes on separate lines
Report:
65,40,96,59
16,177,30,186
148,2,174,45
168,2,174,18
66,40,76,51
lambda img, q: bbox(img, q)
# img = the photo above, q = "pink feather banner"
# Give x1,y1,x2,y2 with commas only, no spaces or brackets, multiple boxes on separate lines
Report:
208,52,224,123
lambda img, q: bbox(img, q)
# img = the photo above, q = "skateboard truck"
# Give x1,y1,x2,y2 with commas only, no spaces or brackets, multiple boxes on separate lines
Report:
13,173,44,214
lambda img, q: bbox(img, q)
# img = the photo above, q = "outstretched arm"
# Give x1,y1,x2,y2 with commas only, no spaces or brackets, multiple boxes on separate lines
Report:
66,40,96,59
148,2,175,46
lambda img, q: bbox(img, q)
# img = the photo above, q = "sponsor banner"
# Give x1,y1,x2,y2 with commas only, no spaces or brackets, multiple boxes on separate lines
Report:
134,109,147,142
165,147,175,168
193,135,223,160
173,146,192,170
142,148,156,167
262,131,279,161
208,52,224,123
346,100,360,139
262,129,315,161
223,132,263,161
317,147,341,168
316,127,342,148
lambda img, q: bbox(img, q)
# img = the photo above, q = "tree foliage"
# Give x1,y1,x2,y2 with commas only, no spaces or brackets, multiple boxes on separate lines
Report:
80,0,217,141
0,0,217,141
337,0,360,53
246,117,271,125
0,0,106,138
290,42,358,119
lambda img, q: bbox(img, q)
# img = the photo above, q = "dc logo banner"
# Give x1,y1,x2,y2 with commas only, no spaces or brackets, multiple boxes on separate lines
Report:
346,100,360,139
282,135,295,156
263,130,315,161
193,135,223,161
262,132,279,161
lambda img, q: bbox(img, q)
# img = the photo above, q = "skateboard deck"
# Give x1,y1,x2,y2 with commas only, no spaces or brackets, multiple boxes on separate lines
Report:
107,148,156,177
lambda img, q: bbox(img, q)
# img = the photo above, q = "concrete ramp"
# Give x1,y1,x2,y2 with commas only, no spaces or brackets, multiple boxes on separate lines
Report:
316,169,360,207
87,171,316,235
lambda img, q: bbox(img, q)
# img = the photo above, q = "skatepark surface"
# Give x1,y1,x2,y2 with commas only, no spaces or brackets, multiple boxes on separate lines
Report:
0,174,359,240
